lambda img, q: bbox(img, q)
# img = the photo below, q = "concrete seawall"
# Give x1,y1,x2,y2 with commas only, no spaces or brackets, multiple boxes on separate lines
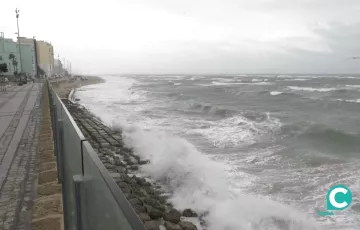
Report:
32,83,64,230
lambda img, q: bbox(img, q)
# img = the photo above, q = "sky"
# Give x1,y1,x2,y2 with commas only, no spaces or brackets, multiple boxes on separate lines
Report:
1,0,360,74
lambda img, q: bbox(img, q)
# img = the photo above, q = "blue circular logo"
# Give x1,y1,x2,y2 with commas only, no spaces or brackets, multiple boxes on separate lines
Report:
326,184,352,211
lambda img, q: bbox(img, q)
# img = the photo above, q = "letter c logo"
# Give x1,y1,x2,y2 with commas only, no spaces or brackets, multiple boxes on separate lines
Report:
326,185,352,211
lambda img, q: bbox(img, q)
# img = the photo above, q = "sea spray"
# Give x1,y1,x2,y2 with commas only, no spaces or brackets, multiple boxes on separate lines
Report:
114,121,319,230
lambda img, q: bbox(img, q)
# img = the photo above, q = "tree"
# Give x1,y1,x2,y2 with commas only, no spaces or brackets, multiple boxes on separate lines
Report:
8,54,15,73
0,63,8,74
0,63,8,92
37,66,45,76
12,59,18,72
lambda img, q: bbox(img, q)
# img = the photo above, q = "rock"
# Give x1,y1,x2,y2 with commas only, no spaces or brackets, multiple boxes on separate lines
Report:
122,175,132,183
100,142,110,147
139,160,149,165
121,187,132,194
164,221,181,230
104,163,115,170
130,165,139,170
179,221,197,230
133,204,146,214
126,160,135,166
164,209,181,224
116,181,128,189
144,198,158,206
182,209,198,217
116,166,127,174
144,220,160,230
145,187,156,195
158,196,167,204
114,155,124,166
129,198,142,206
148,207,164,219
138,213,151,222
136,177,147,186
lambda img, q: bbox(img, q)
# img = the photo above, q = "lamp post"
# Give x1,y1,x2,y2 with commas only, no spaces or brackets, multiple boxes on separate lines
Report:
15,8,23,74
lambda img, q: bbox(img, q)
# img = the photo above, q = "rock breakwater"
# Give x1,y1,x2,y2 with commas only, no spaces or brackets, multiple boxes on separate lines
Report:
62,99,199,230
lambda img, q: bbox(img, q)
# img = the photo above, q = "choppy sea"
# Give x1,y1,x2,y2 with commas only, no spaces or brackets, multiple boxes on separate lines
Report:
76,74,360,230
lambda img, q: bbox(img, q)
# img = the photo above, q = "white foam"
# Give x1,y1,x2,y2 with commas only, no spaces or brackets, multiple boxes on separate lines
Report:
113,121,319,230
346,85,360,88
279,78,309,81
335,99,360,103
188,114,280,148
287,86,337,92
270,91,283,96
208,81,272,86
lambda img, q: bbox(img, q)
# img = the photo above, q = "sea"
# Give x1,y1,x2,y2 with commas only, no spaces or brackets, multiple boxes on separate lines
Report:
75,74,360,230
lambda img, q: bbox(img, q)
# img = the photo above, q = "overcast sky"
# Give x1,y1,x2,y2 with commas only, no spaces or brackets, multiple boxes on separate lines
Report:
1,0,360,74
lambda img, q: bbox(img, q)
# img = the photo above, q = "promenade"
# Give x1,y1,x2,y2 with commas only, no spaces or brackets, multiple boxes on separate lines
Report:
0,83,43,230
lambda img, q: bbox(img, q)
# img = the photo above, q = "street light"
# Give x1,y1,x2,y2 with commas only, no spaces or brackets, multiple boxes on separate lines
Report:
15,8,23,75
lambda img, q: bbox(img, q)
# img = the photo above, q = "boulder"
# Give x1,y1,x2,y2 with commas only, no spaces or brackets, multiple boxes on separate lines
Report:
120,187,132,194
179,221,197,230
144,198,158,206
116,181,129,189
129,198,142,206
145,187,156,195
116,166,127,174
164,221,181,230
182,209,198,217
138,213,151,222
148,207,164,219
133,204,146,214
130,165,139,170
104,163,115,170
135,177,148,186
164,209,181,224
139,160,149,165
114,155,124,166
144,220,160,230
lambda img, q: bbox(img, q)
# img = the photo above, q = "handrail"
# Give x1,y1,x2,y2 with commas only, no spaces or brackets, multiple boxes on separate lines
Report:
47,80,146,230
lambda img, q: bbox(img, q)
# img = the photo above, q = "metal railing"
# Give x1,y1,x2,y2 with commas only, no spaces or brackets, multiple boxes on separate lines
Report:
47,81,146,230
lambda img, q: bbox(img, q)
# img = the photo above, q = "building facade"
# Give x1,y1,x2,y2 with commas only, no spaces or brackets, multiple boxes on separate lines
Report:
0,35,22,76
0,34,37,77
53,59,65,76
36,40,54,77
19,37,37,76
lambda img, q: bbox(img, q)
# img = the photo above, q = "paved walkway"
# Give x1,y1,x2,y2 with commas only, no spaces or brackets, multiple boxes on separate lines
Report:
0,83,43,230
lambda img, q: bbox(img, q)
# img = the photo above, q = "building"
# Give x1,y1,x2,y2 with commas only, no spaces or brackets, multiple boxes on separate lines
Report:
53,59,65,76
36,40,54,77
0,33,37,77
0,33,22,76
19,37,37,77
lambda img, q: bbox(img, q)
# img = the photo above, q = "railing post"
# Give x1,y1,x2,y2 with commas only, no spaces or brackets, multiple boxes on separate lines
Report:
56,119,63,183
73,175,85,230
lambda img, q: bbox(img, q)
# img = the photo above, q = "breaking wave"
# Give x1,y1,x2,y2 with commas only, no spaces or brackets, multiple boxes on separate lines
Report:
287,86,337,92
270,91,283,96
115,121,318,230
188,102,237,118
